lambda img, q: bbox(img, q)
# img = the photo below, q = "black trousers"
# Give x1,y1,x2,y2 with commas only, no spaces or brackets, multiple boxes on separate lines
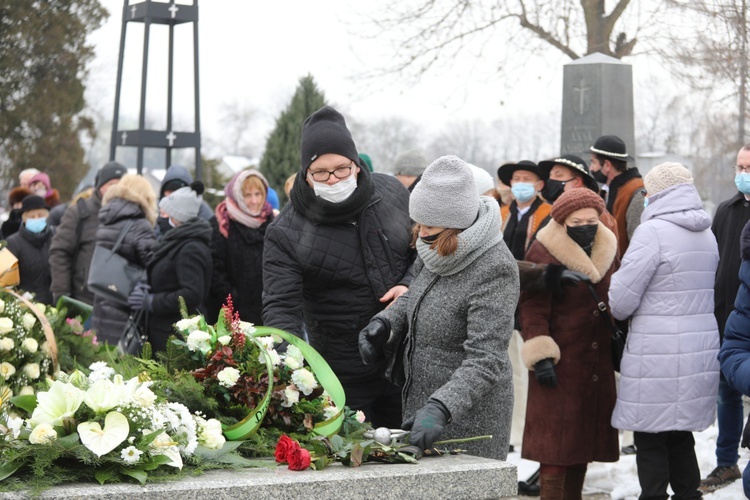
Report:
344,377,402,429
633,431,702,500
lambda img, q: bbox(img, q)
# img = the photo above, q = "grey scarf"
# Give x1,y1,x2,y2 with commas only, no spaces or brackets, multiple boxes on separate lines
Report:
416,197,503,276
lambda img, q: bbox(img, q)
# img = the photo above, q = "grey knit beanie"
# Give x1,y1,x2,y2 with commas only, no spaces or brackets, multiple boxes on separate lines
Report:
644,162,694,195
159,181,204,222
393,149,428,176
410,155,480,229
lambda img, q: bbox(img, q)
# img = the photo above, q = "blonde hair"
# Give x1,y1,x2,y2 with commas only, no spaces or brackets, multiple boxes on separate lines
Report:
284,174,296,198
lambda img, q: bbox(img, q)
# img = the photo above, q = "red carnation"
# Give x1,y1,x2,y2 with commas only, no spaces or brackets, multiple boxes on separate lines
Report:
275,434,295,463
287,444,312,471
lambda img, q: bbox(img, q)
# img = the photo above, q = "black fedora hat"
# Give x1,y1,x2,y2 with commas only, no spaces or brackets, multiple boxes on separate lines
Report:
497,160,541,186
589,135,635,162
538,154,600,193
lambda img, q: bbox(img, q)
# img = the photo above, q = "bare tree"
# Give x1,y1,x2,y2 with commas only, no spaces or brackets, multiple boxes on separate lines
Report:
348,116,424,172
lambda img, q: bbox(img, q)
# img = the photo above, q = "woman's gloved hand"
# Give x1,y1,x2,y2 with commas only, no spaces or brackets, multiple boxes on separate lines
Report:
128,282,153,312
402,398,451,452
358,318,390,365
534,358,558,387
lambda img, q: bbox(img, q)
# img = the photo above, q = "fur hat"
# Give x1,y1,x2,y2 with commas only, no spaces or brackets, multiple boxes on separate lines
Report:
300,106,359,172
644,162,694,195
96,161,127,189
393,149,428,177
468,164,495,196
159,181,205,223
103,174,158,225
550,188,605,224
21,195,47,213
410,155,479,229
29,172,51,191
8,187,31,206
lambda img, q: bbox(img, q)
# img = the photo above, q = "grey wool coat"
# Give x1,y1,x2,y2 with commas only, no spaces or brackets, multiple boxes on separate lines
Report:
377,203,518,460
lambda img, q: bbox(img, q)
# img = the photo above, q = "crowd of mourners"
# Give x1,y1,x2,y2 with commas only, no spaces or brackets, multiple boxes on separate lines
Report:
5,105,750,499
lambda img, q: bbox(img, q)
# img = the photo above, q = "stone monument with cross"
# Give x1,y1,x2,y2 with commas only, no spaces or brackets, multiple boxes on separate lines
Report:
109,0,202,179
560,52,635,160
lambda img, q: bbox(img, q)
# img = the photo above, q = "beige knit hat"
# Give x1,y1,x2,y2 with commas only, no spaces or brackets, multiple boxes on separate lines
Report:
644,162,693,195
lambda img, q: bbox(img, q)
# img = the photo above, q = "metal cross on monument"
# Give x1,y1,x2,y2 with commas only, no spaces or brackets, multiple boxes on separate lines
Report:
109,0,202,179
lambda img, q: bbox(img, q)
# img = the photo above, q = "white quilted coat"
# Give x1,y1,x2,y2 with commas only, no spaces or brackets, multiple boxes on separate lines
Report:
608,183,720,433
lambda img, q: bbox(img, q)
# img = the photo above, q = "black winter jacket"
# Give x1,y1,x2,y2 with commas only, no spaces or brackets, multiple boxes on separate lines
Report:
147,217,212,352
262,171,415,383
49,191,102,304
207,216,271,325
712,191,750,339
92,198,156,344
6,224,55,305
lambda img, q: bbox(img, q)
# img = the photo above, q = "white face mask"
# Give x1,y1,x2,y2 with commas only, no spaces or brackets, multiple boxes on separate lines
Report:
311,175,357,203
34,188,47,198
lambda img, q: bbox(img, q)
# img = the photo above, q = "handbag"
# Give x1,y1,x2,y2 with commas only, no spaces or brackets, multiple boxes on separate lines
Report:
87,220,146,306
584,282,627,372
117,309,147,355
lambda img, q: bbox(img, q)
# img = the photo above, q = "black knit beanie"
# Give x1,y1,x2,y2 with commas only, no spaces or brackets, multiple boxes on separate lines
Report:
299,106,359,172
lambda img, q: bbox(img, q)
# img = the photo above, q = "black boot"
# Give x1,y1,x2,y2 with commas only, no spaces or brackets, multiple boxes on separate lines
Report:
518,467,541,496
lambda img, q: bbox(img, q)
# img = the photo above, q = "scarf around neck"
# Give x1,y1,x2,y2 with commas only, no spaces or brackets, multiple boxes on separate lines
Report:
417,197,503,276
150,217,211,264
289,162,375,224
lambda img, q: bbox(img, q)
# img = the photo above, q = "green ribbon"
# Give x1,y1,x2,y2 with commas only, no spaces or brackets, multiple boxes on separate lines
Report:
221,327,346,440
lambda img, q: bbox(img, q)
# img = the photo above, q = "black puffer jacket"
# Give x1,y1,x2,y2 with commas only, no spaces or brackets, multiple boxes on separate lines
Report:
6,224,55,305
207,216,271,325
147,217,212,352
262,170,415,383
92,195,156,344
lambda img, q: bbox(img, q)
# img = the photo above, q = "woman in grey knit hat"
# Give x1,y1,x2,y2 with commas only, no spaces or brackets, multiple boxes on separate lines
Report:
359,155,519,460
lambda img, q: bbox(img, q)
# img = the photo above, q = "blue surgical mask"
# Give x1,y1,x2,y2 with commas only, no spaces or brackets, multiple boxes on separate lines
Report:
25,218,47,234
736,172,750,195
643,197,649,209
511,182,537,203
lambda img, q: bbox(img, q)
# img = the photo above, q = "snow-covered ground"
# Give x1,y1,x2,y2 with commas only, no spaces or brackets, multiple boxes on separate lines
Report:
507,423,747,499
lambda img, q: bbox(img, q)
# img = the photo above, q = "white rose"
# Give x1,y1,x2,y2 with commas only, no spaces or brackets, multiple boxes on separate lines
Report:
198,418,225,450
35,304,46,314
133,385,157,408
20,385,35,396
0,317,14,334
28,422,57,444
0,337,14,351
0,362,16,379
23,363,41,380
175,316,201,332
40,341,52,356
0,298,5,313
217,335,231,345
216,367,240,388
355,410,366,424
239,321,256,335
22,338,38,353
22,313,36,330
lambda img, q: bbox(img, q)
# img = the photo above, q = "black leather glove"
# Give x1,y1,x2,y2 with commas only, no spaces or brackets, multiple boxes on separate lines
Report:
742,414,750,449
560,269,590,285
402,398,451,452
128,283,153,312
534,358,558,387
358,318,390,365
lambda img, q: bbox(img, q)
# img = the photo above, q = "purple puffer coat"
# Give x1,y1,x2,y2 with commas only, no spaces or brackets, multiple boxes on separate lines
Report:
608,182,719,433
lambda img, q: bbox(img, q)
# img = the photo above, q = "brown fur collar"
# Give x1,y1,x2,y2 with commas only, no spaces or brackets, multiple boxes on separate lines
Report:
102,175,157,226
535,220,616,284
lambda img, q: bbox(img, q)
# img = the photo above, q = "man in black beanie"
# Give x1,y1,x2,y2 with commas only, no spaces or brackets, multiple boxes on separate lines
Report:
49,161,126,306
263,106,415,428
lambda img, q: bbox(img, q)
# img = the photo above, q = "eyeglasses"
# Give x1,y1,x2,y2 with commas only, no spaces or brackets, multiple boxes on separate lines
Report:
307,163,354,182
736,165,750,173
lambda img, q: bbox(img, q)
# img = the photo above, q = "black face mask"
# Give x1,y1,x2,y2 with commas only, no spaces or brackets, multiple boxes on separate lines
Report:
157,216,172,234
592,170,608,184
544,179,569,203
420,232,442,245
566,224,598,255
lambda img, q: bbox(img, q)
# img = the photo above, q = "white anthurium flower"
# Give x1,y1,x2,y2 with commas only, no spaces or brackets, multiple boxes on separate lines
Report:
77,411,129,457
217,335,231,345
150,432,183,469
0,317,14,334
6,415,23,439
239,321,256,335
22,313,36,330
30,380,85,427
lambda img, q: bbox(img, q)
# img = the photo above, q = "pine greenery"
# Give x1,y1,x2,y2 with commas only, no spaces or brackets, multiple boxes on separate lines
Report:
259,75,326,205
